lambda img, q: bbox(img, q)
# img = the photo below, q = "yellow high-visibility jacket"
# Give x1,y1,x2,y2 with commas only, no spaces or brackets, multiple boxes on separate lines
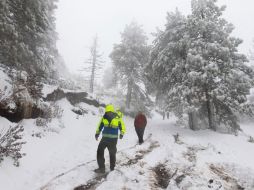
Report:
96,112,126,138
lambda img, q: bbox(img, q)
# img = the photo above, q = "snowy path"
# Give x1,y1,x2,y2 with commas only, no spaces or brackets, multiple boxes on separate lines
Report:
1,99,254,190
39,115,254,190
41,134,158,190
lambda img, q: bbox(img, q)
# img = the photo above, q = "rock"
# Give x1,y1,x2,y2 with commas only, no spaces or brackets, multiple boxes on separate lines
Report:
44,88,105,108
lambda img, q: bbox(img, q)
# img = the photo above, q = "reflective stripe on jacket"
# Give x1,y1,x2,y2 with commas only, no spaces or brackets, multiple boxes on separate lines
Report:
96,112,126,138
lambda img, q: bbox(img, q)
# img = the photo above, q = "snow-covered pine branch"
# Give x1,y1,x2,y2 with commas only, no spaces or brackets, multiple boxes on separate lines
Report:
0,125,26,167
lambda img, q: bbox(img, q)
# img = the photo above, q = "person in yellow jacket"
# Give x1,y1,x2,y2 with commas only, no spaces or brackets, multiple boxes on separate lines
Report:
94,104,126,173
116,108,126,131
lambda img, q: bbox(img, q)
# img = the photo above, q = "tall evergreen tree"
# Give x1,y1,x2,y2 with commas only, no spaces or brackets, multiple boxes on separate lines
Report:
0,0,59,79
146,9,188,119
110,22,150,111
147,0,254,131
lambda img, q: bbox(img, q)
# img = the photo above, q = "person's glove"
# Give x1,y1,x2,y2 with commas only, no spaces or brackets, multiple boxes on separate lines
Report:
119,134,123,139
95,134,99,141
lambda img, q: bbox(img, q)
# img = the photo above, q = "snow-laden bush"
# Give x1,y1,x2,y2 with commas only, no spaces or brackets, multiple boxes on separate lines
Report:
35,118,49,127
58,78,78,91
72,107,88,116
175,115,189,128
35,102,64,134
0,125,26,167
39,102,63,121
249,136,254,143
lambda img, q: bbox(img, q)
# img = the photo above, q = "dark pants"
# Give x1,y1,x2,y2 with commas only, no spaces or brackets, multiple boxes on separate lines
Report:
97,138,117,170
135,127,145,144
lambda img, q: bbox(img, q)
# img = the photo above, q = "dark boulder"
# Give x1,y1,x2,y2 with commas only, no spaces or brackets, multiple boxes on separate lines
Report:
45,88,105,108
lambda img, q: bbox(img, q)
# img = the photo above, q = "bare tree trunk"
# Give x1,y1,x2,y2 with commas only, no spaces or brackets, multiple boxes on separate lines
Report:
188,111,198,130
186,95,198,130
89,59,96,93
188,113,194,130
126,79,133,109
206,90,216,131
89,37,97,93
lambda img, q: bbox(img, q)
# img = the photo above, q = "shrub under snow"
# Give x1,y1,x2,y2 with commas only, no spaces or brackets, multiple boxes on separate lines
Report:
0,125,26,167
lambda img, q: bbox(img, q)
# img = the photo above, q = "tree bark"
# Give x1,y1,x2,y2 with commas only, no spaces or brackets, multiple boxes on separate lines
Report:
126,79,133,108
186,95,197,130
206,91,216,131
89,39,97,93
188,111,198,130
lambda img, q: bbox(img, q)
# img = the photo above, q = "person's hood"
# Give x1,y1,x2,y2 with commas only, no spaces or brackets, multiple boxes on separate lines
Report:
105,104,114,112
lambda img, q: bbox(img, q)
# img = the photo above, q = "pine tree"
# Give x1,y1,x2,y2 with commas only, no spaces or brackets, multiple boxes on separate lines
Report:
146,9,189,122
110,22,150,110
148,0,254,131
0,0,59,79
187,0,254,131
0,125,26,167
249,39,254,66
0,0,18,67
26,74,43,101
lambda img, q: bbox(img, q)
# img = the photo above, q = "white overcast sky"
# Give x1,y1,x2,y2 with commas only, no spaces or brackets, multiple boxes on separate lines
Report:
55,0,254,74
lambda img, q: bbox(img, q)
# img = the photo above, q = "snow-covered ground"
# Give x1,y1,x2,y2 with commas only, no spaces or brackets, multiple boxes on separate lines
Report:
0,98,254,190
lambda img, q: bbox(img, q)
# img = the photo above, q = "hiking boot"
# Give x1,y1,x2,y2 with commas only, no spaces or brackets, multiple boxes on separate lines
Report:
94,168,105,174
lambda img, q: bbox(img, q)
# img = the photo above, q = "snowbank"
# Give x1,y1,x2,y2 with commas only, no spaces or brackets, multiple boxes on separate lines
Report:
1,96,254,190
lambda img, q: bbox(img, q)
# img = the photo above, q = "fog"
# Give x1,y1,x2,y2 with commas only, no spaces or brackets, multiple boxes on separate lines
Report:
55,0,254,75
